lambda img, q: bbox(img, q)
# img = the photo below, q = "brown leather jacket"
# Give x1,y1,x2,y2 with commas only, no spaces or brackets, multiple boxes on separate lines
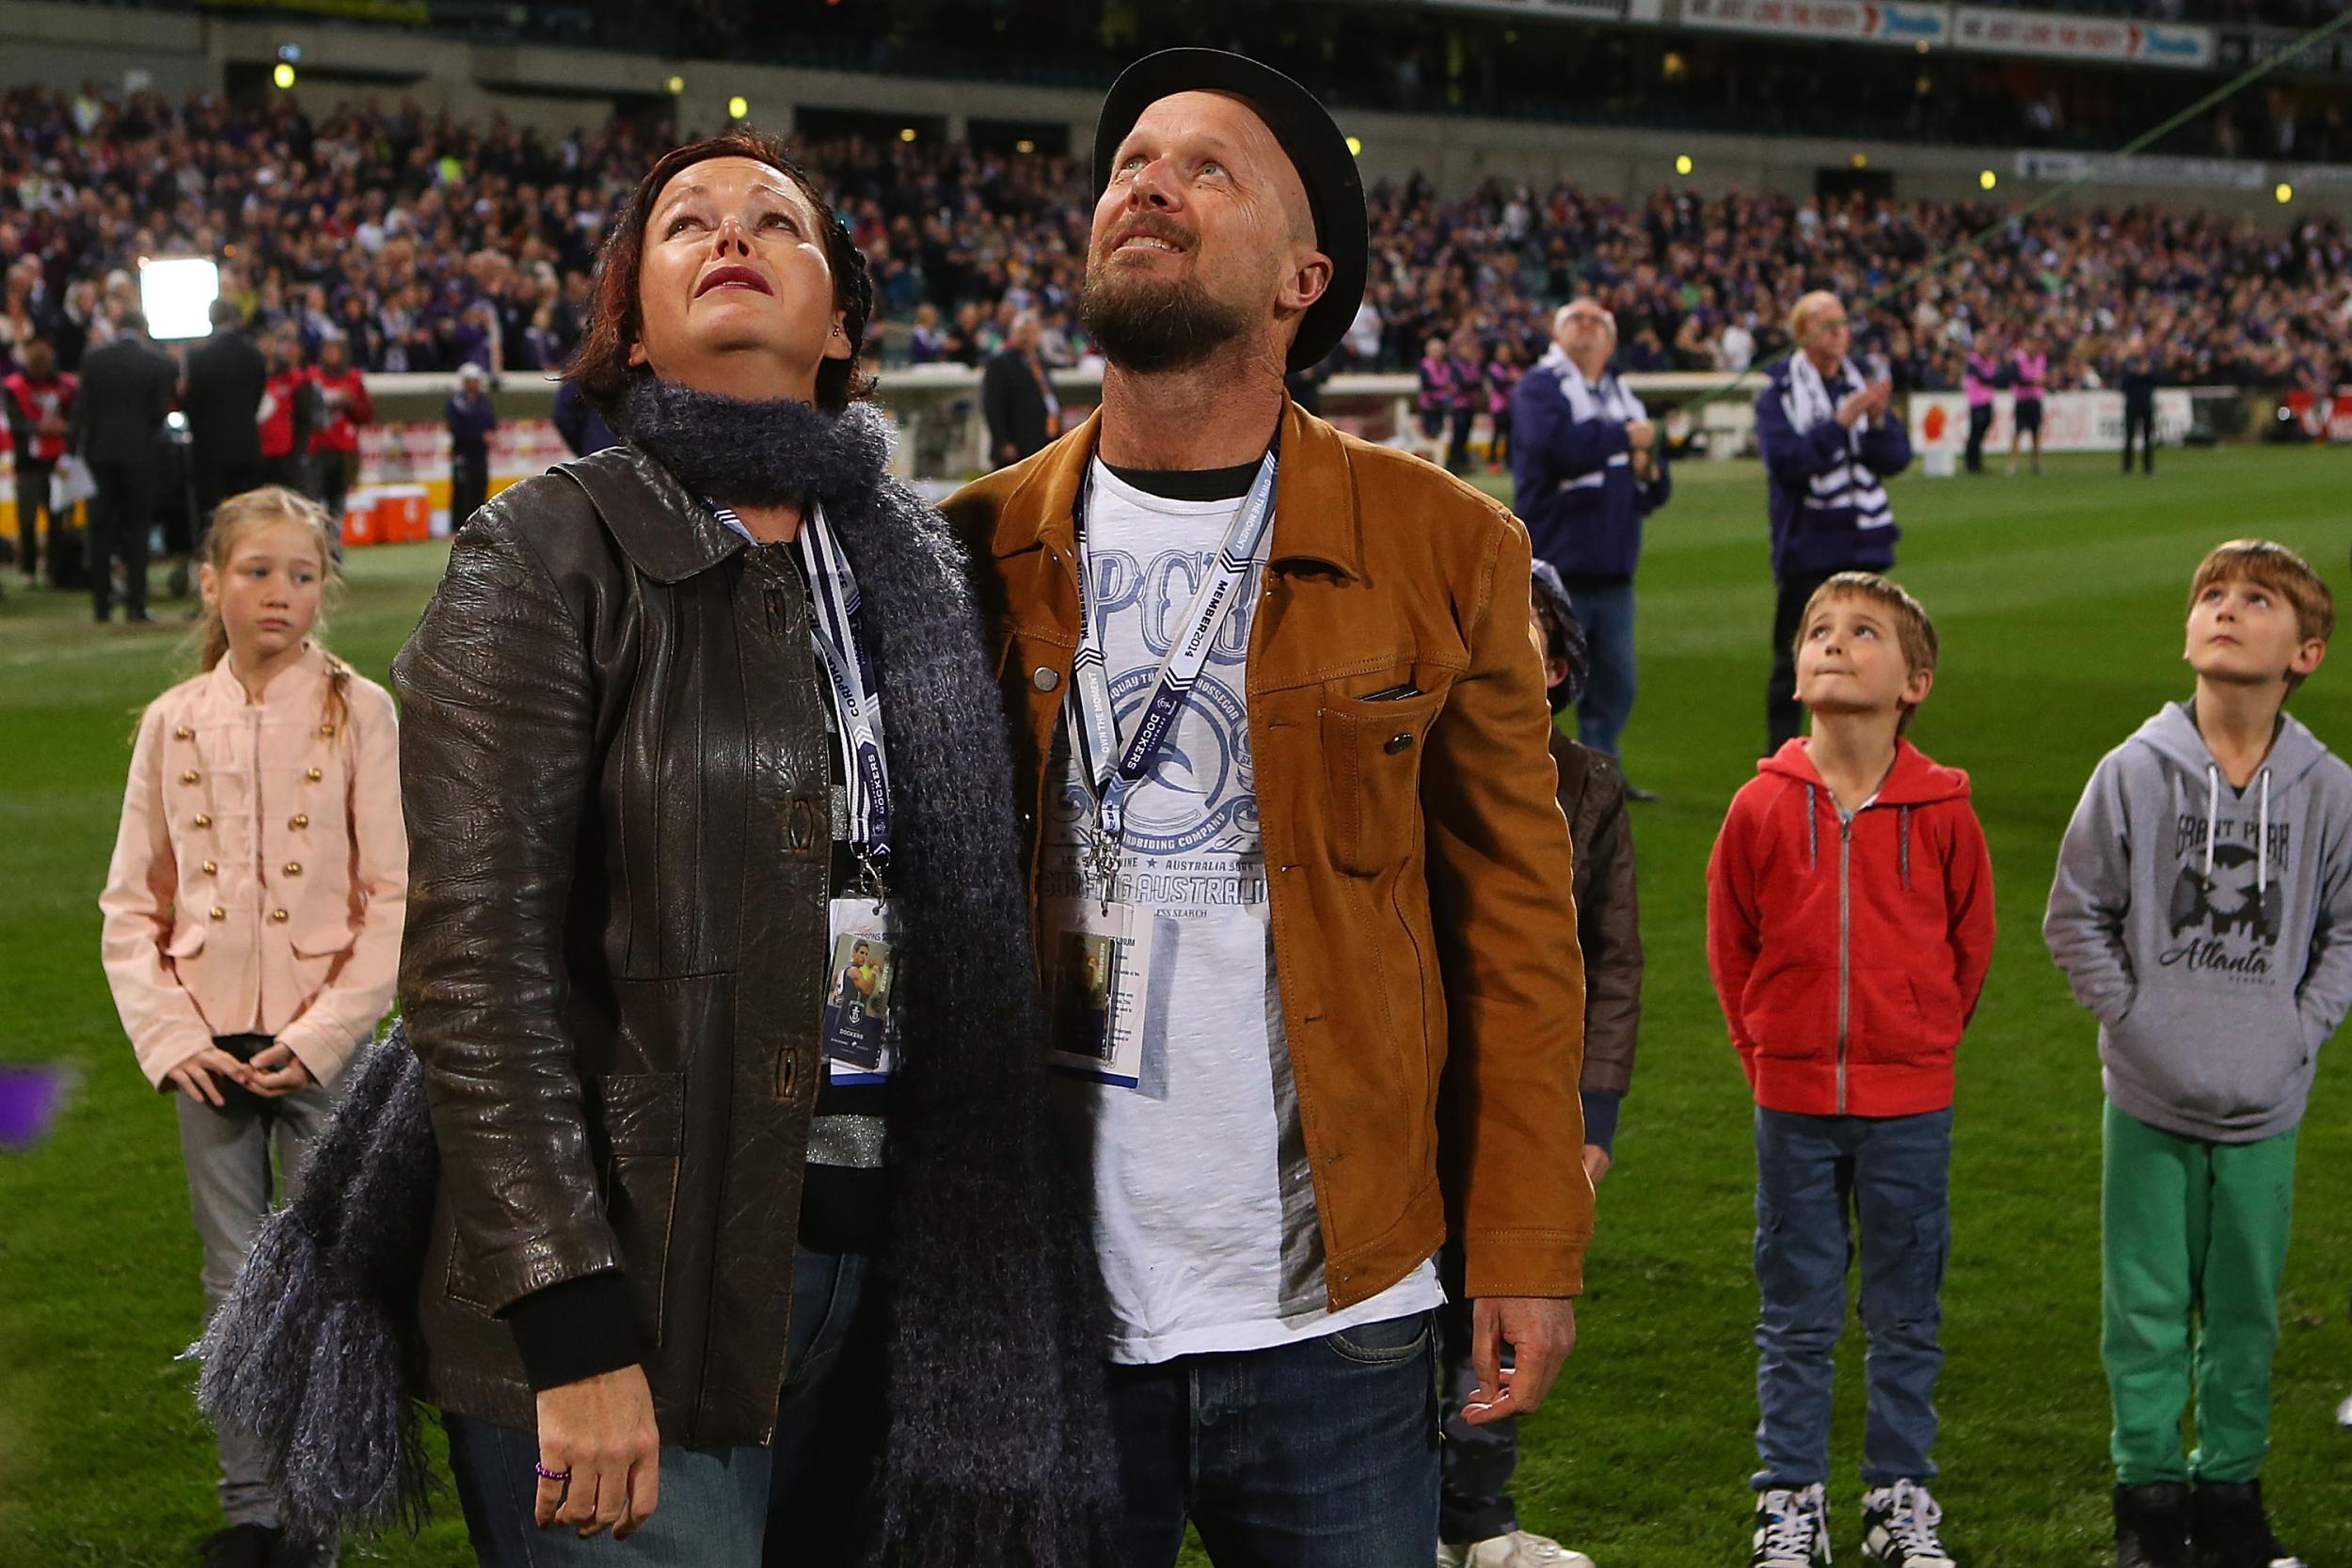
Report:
944,402,1594,1304
392,448,832,1446
1553,734,1642,1097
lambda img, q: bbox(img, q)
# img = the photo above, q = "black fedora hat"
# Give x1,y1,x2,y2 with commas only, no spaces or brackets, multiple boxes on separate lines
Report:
1092,48,1368,373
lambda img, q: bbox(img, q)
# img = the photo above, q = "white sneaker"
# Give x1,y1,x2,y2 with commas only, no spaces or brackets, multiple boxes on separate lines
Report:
1437,1545,1467,1568
1860,1480,1954,1568
1753,1484,1832,1567
1460,1531,1596,1567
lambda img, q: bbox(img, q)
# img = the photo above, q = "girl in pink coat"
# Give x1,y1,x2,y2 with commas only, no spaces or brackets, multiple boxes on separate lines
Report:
99,484,405,1566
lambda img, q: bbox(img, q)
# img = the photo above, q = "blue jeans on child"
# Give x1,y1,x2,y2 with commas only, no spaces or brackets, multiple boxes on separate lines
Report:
1105,1310,1441,1568
1753,1106,1951,1491
1434,1243,1520,1545
443,1245,879,1566
1562,576,1637,759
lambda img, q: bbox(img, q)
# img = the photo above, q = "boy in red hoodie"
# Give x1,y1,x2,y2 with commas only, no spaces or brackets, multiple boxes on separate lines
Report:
1708,573,1994,1568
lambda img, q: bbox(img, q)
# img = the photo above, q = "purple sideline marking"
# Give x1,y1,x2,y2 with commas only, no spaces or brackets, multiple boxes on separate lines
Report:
0,1065,73,1150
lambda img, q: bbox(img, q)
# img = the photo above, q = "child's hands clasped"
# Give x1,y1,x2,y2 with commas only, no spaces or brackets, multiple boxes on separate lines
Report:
162,1046,261,1107
243,1042,317,1096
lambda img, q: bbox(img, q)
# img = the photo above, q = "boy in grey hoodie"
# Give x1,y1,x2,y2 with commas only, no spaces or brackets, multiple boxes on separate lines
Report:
2045,541,2352,1568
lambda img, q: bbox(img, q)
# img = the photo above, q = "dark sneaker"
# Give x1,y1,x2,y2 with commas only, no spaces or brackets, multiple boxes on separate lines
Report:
1753,1484,1831,1567
2114,1482,2191,1568
198,1524,279,1568
2191,1481,2306,1568
1861,1480,1955,1567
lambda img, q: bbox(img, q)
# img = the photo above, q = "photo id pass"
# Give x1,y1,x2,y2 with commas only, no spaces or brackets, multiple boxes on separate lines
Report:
822,898,900,1084
1042,896,1154,1088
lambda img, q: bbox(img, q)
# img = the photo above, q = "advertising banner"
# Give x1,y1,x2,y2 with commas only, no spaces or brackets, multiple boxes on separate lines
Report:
1952,7,2213,68
1680,0,1950,47
1908,389,2195,455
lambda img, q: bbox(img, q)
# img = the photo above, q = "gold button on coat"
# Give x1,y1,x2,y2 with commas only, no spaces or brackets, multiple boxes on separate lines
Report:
271,909,289,923
290,814,310,830
201,860,217,875
180,770,199,784
193,814,213,829
209,906,226,921
174,725,194,741
305,768,323,782
284,862,303,877
319,723,336,737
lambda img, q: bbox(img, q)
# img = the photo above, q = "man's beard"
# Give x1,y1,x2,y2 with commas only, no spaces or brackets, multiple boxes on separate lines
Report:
1078,264,1251,374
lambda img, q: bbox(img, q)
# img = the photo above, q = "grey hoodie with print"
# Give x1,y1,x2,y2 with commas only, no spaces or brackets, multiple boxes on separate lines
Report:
2045,701,2352,1143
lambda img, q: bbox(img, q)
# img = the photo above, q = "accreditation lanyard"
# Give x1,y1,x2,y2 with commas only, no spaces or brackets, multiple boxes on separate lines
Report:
708,499,893,887
1065,440,1279,892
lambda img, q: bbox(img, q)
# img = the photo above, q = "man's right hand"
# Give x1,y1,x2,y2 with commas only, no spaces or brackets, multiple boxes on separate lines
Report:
1625,419,1656,451
1836,388,1873,428
534,1364,660,1540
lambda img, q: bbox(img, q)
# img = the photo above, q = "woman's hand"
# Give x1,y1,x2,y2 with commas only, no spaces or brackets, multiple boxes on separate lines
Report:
162,1047,255,1107
244,1042,317,1097
534,1364,660,1540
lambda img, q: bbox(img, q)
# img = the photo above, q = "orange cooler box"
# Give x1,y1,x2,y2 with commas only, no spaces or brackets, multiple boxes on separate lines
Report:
380,485,430,543
341,487,379,546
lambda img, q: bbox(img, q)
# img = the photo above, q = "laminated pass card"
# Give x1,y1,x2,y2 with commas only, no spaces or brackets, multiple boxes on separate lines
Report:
1042,896,1155,1087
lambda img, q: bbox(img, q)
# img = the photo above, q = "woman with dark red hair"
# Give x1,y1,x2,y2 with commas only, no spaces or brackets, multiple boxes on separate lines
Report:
389,130,1115,1566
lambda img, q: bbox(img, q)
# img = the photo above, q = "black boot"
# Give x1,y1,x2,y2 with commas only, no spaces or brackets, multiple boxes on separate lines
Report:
2115,1482,2192,1568
2190,1480,2305,1568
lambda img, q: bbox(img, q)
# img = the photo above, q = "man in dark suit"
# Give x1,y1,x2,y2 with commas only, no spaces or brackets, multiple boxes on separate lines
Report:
183,299,269,546
69,310,178,623
980,310,1059,467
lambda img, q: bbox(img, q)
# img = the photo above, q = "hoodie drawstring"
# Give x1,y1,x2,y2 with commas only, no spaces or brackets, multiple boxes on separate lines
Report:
1805,783,1820,870
2202,765,2219,884
1899,804,1913,891
2258,767,2272,895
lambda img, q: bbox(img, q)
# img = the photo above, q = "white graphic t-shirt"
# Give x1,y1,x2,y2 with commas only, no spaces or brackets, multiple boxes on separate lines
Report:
1051,460,1441,1366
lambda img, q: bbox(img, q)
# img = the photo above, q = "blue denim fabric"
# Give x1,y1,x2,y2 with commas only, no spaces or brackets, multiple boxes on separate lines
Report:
444,1245,877,1567
1434,1244,1519,1545
1753,1107,1952,1491
1106,1313,1442,1568
1562,578,1638,758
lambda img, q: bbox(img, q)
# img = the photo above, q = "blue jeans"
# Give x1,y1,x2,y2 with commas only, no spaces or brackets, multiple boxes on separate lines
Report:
1563,577,1636,758
1106,1312,1441,1568
444,1245,878,1566
1753,1107,1951,1491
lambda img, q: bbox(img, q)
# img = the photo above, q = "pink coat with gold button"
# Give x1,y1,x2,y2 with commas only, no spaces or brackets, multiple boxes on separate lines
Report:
100,641,407,1087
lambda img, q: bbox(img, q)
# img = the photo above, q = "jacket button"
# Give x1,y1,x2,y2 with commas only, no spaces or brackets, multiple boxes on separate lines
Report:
201,860,217,875
174,725,194,741
305,767,323,782
180,769,199,784
284,862,303,877
319,723,336,737
1031,666,1060,692
271,909,289,923
1384,732,1415,755
193,814,213,830
208,906,226,921
290,814,309,830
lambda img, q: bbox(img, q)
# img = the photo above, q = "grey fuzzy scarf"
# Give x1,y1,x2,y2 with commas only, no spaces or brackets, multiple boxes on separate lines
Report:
199,391,1120,1563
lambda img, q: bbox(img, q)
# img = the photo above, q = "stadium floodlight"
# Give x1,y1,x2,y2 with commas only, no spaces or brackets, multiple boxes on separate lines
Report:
1851,152,1868,169
898,127,917,143
1016,138,1036,154
272,62,295,90
1675,154,1693,176
2275,182,2295,204
1979,169,1997,191
1346,135,1363,156
666,74,685,95
727,95,749,119
140,257,219,341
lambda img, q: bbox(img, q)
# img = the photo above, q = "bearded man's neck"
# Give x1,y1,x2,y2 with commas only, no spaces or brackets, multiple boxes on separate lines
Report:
1098,342,1288,470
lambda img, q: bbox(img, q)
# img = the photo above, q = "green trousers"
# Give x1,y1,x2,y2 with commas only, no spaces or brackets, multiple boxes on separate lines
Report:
2102,1101,2298,1485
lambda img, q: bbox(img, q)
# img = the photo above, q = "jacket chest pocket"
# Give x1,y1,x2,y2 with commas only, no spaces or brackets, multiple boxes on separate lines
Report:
1318,685,1447,876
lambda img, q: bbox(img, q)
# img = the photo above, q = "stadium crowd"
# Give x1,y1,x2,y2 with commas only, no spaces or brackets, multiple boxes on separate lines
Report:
2,84,2347,415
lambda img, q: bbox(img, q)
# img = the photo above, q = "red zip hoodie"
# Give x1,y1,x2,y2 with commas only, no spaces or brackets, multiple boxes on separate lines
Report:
1707,738,1995,1117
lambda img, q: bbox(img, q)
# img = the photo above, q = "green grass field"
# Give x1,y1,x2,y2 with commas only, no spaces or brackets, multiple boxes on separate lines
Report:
3,446,2349,1567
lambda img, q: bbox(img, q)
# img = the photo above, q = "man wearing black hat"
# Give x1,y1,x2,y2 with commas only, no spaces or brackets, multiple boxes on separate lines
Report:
946,50,1590,1568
